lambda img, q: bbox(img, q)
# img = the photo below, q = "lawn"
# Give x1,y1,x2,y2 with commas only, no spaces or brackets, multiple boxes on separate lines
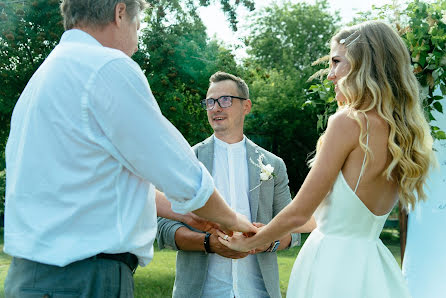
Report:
0,230,401,298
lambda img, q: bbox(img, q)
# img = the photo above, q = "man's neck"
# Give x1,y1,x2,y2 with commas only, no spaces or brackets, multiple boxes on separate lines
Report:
214,132,244,144
73,25,115,50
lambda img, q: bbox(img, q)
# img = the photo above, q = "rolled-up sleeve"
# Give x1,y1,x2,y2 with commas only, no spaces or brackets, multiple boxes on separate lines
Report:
87,58,214,213
157,217,187,250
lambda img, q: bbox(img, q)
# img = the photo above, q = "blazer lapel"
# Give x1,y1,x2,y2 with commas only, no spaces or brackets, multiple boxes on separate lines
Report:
246,138,261,222
197,136,214,174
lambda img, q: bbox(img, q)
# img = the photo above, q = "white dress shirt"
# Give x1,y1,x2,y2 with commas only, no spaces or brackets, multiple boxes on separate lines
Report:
4,29,214,267
202,136,269,298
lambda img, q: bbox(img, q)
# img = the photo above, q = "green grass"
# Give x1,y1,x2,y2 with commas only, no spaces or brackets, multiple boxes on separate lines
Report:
0,230,401,297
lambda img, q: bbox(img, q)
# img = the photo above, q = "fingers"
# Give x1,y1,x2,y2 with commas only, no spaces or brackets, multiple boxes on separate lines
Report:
209,234,248,259
242,231,256,238
252,222,265,228
216,230,228,241
234,213,257,234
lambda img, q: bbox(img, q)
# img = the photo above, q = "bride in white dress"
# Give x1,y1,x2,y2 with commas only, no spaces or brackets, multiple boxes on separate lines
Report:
218,20,435,297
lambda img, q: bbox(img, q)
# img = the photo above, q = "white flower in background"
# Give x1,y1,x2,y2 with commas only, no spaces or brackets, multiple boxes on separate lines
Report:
250,153,275,191
442,10,446,24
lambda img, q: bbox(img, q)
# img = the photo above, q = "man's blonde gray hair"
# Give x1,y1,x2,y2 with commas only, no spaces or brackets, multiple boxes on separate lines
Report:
60,0,148,30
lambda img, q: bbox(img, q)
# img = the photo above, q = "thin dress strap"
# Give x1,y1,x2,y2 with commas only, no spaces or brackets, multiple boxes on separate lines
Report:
354,122,369,193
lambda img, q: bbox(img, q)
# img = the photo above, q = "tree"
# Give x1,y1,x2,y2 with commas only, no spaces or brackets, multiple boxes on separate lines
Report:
135,0,241,144
245,0,339,74
307,0,446,138
402,0,446,139
145,0,255,31
0,0,64,168
0,0,63,221
242,0,340,190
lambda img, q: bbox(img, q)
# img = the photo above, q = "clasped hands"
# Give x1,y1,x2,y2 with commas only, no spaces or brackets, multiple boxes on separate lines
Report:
184,212,268,259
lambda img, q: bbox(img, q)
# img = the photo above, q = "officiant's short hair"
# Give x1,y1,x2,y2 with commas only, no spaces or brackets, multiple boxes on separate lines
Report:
61,0,148,30
209,72,249,99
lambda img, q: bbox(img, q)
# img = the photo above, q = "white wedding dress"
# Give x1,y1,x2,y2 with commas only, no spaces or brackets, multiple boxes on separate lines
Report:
287,139,411,297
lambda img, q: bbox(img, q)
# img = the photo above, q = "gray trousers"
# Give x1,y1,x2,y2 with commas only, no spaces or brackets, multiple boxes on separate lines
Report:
4,256,134,298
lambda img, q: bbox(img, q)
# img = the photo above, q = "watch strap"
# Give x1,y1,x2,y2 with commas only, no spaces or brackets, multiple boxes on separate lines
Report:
204,232,212,253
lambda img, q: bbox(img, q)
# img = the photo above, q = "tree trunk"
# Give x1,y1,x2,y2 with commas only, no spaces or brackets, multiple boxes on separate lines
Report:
399,202,408,264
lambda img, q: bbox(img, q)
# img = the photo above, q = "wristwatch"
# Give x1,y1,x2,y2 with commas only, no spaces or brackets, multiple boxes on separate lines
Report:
204,232,212,254
268,240,280,252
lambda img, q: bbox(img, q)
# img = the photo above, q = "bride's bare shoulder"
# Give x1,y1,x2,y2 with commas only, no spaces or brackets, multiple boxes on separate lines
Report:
326,108,361,136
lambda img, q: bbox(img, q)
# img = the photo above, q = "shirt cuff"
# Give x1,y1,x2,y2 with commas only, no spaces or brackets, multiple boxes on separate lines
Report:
289,233,301,248
157,219,186,251
170,162,214,214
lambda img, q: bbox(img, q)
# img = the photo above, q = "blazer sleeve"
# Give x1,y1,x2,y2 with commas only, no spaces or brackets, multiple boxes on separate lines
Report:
272,158,301,248
156,217,188,251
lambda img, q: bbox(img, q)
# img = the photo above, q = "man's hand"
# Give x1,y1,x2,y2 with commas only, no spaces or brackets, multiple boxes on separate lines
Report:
209,233,249,259
182,212,220,232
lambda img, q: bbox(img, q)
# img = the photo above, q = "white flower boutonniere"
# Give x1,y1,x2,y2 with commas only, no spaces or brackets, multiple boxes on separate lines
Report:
250,153,275,191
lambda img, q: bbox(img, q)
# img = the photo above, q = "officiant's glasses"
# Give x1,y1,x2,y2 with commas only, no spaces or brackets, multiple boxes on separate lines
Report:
201,95,247,110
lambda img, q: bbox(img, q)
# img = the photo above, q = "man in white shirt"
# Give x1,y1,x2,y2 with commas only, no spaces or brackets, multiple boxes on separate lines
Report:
3,1,255,297
157,72,316,298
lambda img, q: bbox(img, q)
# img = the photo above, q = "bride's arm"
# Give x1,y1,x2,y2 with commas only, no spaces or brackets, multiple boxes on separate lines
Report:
220,111,359,251
292,216,317,233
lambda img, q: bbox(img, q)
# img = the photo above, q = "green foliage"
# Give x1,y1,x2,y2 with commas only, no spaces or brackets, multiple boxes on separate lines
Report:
245,0,340,73
145,0,255,31
304,79,337,133
243,0,340,189
136,1,241,145
0,0,64,169
403,0,446,138
310,0,446,138
0,0,64,222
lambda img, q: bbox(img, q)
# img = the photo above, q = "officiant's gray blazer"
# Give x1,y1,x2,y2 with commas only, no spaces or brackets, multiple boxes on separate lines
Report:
157,136,300,298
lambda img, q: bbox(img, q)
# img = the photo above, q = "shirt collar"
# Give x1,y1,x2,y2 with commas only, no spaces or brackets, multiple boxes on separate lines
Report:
213,135,246,150
60,29,104,48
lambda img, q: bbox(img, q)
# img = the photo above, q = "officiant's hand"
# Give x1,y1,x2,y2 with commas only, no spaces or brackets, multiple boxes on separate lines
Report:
220,212,258,236
182,212,220,232
208,233,249,259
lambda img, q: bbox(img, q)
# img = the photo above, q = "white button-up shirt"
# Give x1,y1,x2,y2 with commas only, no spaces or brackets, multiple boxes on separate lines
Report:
4,29,214,267
201,136,269,298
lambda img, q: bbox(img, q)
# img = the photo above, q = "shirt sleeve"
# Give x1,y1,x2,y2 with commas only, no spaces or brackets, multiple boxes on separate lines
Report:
86,57,214,214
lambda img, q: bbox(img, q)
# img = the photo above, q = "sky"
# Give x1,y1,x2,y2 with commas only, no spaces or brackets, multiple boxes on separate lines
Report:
197,0,397,59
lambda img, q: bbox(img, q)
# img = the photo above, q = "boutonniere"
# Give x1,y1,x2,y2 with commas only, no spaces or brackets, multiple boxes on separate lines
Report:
249,153,275,191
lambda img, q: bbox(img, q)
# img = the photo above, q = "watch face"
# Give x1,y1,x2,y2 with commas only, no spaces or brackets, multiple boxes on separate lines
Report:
271,240,280,252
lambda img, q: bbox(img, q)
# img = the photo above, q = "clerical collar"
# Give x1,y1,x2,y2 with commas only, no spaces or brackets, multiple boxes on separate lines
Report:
213,135,246,150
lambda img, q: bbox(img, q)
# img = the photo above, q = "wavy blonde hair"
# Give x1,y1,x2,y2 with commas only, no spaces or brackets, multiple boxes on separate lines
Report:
312,21,434,209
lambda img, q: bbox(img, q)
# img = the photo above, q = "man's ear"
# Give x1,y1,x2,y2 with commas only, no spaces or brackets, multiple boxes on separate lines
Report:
244,99,252,115
114,2,127,27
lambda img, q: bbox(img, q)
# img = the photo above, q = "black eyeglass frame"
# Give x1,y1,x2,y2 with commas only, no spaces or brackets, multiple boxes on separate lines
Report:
201,95,247,110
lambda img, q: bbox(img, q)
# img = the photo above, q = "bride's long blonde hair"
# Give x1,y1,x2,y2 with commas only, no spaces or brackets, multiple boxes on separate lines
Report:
312,21,434,209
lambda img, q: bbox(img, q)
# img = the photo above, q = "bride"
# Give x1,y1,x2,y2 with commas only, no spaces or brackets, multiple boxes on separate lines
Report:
218,20,435,297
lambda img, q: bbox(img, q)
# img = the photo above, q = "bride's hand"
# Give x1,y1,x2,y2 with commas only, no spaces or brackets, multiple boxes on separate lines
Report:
251,222,271,253
216,230,254,253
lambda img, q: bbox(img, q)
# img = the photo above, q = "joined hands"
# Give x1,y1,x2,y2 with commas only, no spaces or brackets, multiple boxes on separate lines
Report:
183,213,268,258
